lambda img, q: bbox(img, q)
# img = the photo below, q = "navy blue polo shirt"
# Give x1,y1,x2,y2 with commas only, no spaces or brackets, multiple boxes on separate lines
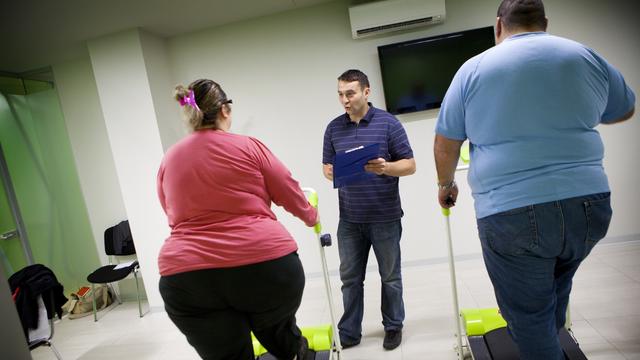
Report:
323,104,414,223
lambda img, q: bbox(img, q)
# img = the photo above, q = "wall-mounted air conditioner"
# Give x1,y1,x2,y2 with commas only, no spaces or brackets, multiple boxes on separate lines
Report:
348,0,446,39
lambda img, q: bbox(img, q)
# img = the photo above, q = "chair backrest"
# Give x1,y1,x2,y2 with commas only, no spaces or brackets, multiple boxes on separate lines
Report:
104,220,136,256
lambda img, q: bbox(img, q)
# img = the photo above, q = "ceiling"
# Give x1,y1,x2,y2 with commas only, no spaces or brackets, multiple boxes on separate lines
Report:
0,0,349,75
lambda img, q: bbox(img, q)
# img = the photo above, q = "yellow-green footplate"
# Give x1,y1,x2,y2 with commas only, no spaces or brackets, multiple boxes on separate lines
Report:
460,308,508,336
252,324,333,356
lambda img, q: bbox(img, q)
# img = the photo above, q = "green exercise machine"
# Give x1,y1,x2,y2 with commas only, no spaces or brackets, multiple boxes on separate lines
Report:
444,145,587,360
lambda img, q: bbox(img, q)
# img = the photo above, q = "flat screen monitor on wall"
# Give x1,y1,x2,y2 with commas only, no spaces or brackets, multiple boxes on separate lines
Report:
378,26,495,115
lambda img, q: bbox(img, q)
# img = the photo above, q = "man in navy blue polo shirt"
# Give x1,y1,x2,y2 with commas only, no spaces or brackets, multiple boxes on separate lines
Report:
322,69,416,350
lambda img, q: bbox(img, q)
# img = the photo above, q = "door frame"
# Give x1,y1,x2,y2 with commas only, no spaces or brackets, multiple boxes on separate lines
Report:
0,142,34,265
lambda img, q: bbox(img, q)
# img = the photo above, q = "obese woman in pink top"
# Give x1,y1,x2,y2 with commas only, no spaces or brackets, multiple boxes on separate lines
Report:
157,79,318,360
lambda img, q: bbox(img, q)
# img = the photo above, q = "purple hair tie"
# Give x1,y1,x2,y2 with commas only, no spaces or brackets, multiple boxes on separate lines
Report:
179,90,200,112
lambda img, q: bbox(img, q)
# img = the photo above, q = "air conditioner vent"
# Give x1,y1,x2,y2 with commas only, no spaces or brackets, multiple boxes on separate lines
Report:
349,0,446,39
356,16,443,37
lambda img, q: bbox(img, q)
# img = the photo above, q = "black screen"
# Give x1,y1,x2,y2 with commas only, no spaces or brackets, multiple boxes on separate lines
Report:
378,26,495,115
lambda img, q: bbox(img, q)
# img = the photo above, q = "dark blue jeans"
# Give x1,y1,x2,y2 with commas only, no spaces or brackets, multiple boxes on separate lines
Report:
336,219,404,342
477,192,612,360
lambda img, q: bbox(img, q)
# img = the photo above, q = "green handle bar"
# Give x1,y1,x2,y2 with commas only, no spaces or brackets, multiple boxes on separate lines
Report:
302,188,322,234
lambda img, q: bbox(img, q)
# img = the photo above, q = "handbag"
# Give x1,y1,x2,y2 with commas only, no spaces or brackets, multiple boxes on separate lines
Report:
63,284,112,319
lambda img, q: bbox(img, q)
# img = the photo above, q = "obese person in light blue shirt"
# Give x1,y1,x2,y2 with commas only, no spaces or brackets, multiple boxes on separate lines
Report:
434,0,635,359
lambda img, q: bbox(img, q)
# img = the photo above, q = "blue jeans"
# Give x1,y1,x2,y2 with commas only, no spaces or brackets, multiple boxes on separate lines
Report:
477,192,612,360
336,219,404,342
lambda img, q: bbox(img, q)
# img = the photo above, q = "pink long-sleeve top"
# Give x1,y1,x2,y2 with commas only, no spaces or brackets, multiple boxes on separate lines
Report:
157,129,317,276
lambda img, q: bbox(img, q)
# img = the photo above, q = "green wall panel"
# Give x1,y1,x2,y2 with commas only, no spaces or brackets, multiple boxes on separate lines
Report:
0,89,99,294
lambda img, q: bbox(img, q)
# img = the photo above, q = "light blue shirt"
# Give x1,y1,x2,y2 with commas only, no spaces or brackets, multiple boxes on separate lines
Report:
436,32,635,219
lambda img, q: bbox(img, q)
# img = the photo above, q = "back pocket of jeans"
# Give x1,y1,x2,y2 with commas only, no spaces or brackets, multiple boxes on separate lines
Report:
479,206,537,255
584,196,612,243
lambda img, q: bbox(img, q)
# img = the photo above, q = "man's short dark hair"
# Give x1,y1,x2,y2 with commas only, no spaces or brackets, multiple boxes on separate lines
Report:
338,69,370,90
497,0,547,31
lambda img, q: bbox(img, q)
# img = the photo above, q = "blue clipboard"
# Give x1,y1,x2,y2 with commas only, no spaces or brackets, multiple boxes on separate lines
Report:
333,143,381,188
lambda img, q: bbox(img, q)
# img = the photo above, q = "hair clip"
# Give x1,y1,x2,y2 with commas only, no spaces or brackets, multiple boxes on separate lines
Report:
179,90,201,112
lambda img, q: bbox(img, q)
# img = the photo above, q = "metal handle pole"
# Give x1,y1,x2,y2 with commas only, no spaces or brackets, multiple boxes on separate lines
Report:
444,145,470,359
301,187,343,359
318,235,343,359
444,209,464,360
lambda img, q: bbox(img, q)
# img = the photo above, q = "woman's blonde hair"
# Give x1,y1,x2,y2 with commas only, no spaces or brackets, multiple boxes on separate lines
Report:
174,79,230,131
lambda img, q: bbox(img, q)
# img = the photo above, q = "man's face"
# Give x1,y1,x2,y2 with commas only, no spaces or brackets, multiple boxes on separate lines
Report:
338,80,369,118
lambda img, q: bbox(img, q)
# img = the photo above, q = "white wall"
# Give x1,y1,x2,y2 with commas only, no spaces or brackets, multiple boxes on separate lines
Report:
54,0,639,285
55,57,148,301
87,29,168,308
53,56,127,266
139,31,185,151
544,0,640,241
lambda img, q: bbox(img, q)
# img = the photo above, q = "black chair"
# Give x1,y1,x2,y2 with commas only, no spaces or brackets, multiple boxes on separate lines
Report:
9,264,66,359
87,220,143,321
28,291,63,359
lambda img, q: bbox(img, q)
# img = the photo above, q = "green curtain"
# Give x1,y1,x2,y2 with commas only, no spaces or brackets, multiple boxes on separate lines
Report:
0,79,99,295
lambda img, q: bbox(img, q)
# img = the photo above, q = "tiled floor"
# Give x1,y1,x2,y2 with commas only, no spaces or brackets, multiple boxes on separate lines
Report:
32,240,640,359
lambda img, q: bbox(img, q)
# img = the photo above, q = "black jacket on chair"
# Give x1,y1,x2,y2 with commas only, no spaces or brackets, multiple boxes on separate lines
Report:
8,264,68,338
